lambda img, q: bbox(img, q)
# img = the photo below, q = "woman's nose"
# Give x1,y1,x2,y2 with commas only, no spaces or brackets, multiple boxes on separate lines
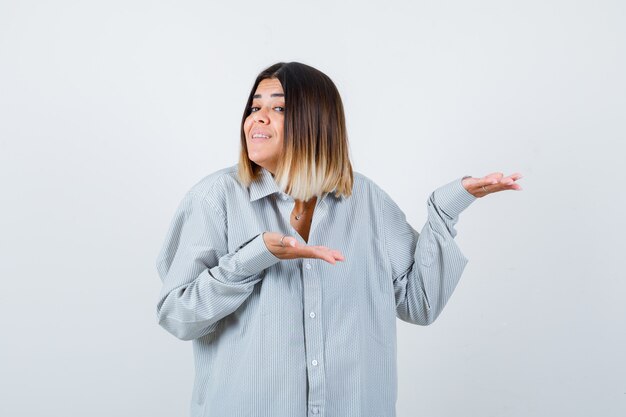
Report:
253,108,269,124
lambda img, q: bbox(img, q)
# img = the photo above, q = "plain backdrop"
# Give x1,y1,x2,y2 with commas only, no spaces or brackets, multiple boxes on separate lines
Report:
1,1,624,416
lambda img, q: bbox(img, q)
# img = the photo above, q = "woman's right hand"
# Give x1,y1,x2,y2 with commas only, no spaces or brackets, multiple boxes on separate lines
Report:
262,232,345,265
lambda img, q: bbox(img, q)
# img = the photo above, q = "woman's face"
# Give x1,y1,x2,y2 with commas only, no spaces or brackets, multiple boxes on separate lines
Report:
244,78,285,174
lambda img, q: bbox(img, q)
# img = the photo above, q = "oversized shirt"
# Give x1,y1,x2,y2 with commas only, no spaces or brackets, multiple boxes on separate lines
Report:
155,164,477,417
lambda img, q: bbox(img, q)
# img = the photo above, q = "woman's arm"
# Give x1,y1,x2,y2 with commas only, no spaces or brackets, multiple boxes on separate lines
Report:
155,192,280,341
381,177,477,325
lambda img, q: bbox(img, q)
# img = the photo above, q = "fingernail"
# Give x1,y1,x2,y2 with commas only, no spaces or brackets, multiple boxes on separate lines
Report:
290,241,296,247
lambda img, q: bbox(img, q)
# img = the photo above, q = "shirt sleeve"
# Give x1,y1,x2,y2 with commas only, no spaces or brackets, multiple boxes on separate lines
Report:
381,176,477,325
155,192,280,340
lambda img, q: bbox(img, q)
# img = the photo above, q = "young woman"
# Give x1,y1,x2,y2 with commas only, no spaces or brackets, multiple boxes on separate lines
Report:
156,61,522,417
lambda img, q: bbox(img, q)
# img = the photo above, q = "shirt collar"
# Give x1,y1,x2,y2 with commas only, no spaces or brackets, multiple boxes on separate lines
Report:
248,167,281,202
247,167,346,203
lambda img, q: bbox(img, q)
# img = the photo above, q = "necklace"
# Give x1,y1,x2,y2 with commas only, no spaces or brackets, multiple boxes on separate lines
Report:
293,198,316,221
294,208,305,221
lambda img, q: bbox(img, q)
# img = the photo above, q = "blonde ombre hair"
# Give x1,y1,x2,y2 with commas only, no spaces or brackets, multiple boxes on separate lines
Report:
237,62,353,201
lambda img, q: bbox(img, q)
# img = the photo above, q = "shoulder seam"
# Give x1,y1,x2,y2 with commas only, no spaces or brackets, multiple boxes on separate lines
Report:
187,166,239,219
186,190,227,222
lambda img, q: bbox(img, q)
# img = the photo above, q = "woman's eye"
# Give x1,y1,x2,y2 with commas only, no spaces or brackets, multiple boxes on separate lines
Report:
249,105,284,114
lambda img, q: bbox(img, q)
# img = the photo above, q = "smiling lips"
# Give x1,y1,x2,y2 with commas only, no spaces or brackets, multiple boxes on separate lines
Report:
250,131,271,142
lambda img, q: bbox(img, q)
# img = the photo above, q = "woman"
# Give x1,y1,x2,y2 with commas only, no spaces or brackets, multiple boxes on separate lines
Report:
156,62,522,417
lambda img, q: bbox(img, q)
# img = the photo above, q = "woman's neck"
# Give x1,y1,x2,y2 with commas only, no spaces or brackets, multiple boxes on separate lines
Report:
294,196,317,211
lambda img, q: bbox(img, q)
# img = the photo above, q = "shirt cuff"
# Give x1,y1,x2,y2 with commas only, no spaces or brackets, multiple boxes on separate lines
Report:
432,176,477,219
235,232,281,276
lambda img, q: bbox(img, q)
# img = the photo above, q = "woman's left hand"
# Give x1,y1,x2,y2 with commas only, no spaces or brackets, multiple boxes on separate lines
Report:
462,172,523,198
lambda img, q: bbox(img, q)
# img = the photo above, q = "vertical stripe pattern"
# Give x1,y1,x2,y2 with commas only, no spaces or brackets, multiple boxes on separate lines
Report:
155,164,477,417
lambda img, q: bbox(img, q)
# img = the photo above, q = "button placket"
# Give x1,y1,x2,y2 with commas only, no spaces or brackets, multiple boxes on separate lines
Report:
302,258,326,413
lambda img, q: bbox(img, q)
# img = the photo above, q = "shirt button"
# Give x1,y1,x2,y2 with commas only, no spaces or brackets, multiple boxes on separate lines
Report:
311,406,319,414
311,360,318,366
309,312,316,318
305,263,312,270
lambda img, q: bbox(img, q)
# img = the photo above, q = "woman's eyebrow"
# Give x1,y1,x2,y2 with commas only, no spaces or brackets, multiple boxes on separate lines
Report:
253,93,285,98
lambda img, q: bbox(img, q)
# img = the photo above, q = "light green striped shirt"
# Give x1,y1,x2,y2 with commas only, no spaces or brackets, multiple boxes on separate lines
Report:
156,164,477,417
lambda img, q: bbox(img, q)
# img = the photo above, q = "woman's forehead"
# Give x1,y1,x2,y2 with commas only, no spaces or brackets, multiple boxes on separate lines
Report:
254,78,284,97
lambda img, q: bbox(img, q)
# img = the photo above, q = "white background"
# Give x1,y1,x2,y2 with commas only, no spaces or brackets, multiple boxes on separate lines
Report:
1,1,624,416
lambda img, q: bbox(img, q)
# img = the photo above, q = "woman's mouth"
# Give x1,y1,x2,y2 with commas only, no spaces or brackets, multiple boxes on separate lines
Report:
251,133,271,142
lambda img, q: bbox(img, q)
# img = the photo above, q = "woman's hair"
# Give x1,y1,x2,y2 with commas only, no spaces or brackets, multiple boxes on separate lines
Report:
237,62,353,201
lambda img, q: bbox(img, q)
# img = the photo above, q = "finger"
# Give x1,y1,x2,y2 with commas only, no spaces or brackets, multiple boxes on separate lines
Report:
484,172,503,182
328,252,342,264
298,245,323,258
328,254,339,265
481,176,499,186
279,235,298,248
320,247,345,261
330,250,345,261
503,172,523,183
307,246,334,263
491,176,524,192
502,172,523,185
308,247,339,264
308,245,330,254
